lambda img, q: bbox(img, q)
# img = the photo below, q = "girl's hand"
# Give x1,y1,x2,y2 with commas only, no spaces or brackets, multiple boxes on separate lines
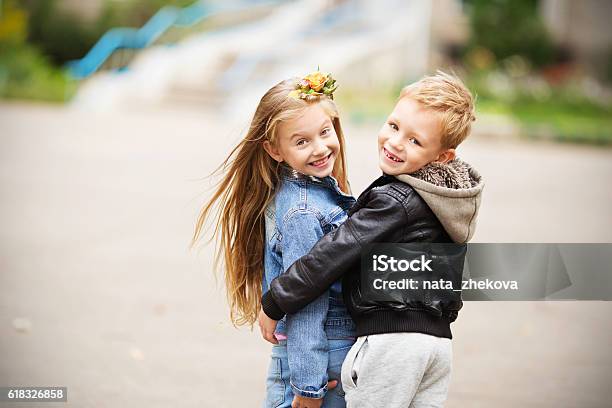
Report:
291,381,337,408
258,308,279,344
292,395,323,408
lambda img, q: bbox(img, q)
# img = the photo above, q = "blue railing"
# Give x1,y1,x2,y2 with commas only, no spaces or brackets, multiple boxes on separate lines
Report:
66,1,273,79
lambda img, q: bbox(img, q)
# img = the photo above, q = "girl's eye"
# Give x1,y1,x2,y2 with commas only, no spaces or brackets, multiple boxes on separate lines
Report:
408,137,420,146
296,139,307,146
389,122,398,131
321,128,331,136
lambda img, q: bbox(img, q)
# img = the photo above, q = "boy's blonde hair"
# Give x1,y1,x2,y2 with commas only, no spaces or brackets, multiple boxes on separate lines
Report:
400,71,476,149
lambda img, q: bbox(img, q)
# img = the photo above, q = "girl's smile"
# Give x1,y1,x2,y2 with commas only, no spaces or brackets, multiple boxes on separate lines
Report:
309,152,333,168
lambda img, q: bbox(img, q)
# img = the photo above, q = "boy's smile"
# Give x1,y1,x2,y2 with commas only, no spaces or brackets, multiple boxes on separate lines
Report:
378,97,455,175
383,147,404,163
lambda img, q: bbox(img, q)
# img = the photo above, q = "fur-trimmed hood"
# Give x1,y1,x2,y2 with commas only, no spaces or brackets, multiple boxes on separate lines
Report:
394,158,484,243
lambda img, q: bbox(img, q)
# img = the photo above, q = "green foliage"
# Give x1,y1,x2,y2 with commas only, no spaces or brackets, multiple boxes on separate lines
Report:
0,0,74,101
1,0,195,102
468,71,612,145
458,0,611,144
0,43,76,102
0,0,28,46
21,0,104,65
465,0,555,68
605,48,612,85
18,0,196,66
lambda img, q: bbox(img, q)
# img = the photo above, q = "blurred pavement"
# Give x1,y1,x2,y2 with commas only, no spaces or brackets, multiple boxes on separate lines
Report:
0,103,611,407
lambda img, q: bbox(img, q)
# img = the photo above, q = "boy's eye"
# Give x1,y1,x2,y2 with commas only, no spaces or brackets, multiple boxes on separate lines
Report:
296,139,307,146
408,137,420,146
388,122,398,131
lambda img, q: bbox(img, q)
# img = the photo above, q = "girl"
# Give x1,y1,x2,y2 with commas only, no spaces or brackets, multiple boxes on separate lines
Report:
192,72,356,408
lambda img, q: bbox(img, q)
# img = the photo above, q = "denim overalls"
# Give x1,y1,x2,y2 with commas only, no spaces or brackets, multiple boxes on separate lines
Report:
262,165,356,408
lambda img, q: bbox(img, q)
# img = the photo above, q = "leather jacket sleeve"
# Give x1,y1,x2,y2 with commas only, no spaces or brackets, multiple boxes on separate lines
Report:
262,188,409,320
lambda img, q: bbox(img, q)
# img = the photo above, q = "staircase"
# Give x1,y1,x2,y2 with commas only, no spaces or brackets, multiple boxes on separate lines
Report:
70,0,433,115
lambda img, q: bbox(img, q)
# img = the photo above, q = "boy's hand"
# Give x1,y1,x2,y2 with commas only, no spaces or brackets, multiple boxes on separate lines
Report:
258,308,279,344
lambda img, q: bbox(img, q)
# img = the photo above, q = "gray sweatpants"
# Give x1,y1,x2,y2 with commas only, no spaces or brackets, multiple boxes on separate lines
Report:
340,333,452,408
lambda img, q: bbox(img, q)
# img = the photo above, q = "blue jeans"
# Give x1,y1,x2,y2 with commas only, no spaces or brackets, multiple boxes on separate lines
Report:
263,338,355,408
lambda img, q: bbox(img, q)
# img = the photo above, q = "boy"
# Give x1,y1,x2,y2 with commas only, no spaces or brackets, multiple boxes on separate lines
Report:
259,71,484,407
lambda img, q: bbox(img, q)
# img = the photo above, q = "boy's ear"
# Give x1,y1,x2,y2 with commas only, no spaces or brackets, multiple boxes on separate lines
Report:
435,148,456,164
263,141,283,162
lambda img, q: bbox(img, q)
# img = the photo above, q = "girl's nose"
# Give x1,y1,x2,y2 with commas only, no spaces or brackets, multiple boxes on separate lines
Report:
312,139,327,156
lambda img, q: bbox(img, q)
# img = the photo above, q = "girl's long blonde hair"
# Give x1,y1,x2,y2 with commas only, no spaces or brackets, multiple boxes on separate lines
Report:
192,78,350,326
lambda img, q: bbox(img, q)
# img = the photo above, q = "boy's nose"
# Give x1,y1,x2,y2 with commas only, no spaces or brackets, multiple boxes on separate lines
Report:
388,135,404,151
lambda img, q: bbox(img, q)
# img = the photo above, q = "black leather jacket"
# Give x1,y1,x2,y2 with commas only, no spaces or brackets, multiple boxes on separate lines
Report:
262,174,464,339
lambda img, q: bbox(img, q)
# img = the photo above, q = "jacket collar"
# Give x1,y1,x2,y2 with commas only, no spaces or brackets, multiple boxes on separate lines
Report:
279,163,351,197
279,163,319,183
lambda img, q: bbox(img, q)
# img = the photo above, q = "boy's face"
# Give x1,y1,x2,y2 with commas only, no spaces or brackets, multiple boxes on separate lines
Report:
378,97,455,175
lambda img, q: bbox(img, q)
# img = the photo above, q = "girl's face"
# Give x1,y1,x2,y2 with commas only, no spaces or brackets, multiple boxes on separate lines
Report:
264,103,340,178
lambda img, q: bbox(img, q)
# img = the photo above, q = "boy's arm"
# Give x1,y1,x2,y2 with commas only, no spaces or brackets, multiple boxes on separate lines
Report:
262,189,408,320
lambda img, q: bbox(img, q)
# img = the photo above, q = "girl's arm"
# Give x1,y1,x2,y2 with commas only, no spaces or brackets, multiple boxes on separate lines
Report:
281,209,331,400
262,188,407,320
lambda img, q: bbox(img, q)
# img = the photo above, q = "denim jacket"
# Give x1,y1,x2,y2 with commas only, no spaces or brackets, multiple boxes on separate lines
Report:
262,164,356,399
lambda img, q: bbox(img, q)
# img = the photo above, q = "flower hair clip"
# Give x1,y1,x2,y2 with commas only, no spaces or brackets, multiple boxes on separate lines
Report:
289,71,338,101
